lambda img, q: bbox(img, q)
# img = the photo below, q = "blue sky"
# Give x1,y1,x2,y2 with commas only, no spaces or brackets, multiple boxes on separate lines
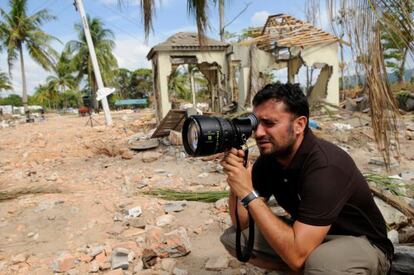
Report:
0,0,329,96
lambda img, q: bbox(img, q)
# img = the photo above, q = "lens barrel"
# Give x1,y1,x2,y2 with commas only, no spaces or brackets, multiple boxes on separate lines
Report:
182,114,258,157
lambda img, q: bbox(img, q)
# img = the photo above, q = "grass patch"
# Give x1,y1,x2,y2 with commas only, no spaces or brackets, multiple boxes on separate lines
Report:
0,187,62,202
143,188,228,202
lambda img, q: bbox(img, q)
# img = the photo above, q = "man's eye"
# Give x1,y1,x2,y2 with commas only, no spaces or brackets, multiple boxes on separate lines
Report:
263,121,276,127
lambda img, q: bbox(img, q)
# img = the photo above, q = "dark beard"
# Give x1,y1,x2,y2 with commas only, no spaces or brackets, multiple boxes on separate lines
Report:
258,138,295,158
260,122,296,158
271,141,295,158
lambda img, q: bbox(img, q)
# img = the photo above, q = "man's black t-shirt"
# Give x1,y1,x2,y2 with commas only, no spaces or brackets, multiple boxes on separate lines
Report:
252,130,394,258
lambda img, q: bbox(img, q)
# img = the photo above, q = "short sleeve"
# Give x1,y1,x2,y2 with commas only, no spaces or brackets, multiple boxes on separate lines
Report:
296,165,355,226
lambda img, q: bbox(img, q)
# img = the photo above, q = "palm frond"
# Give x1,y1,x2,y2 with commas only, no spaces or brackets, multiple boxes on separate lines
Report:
324,0,414,169
144,188,228,202
0,71,12,91
187,0,212,45
140,0,155,40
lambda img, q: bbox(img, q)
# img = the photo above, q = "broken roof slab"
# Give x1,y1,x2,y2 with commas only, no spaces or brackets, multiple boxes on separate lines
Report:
147,32,229,60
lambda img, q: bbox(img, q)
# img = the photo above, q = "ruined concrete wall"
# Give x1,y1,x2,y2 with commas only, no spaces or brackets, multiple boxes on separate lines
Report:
230,45,275,109
308,65,333,104
156,51,227,119
298,42,339,106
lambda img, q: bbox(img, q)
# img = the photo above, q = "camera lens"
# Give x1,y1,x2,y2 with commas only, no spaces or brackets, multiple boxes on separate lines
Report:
187,118,200,152
182,114,258,157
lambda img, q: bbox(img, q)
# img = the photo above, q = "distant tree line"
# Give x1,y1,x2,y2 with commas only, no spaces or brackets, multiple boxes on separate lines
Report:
1,0,413,114
0,0,152,112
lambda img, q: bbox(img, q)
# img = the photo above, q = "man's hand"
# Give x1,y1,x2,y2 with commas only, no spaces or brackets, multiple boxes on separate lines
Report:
220,148,253,199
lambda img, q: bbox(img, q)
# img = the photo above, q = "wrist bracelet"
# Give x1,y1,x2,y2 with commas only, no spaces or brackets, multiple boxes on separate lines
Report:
240,190,259,208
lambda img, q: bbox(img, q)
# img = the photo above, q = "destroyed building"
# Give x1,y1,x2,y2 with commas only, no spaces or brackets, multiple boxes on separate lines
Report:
147,14,341,122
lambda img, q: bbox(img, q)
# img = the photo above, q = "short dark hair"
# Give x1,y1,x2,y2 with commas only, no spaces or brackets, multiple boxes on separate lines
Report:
252,82,309,122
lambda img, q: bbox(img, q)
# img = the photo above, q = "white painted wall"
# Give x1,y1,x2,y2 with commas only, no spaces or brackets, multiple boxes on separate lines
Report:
230,45,275,107
299,42,339,106
156,50,228,119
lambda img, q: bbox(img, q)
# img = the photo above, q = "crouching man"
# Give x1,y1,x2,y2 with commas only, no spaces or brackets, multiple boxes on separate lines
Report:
220,82,393,274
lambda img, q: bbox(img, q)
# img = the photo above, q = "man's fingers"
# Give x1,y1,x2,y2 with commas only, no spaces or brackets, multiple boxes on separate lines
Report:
224,158,244,169
221,161,237,172
225,152,244,163
229,148,238,155
236,149,245,158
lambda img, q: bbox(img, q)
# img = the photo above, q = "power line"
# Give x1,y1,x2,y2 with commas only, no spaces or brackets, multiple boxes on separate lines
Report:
32,0,59,14
31,0,52,12
100,2,142,27
102,19,142,42
92,3,145,42
54,2,73,18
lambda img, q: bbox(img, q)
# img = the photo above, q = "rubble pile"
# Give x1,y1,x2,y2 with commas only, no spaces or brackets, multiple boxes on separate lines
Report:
0,109,413,274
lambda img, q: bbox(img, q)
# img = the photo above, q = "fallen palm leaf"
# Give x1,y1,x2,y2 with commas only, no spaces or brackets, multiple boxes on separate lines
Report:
143,188,228,202
363,173,410,196
364,173,414,221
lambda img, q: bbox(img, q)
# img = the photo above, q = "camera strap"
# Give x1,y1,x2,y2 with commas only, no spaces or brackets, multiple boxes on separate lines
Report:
235,200,255,262
234,149,255,262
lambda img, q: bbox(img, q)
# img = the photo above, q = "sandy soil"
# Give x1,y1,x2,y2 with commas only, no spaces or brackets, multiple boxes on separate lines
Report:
0,109,413,274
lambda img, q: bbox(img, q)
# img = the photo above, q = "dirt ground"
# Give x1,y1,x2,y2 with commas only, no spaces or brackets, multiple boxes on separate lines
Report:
0,109,413,274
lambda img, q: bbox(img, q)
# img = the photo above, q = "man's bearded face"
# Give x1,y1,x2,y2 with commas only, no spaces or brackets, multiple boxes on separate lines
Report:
253,99,297,157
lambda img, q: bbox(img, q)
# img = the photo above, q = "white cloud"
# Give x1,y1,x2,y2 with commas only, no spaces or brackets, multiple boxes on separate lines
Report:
251,10,270,27
163,25,197,37
113,36,152,69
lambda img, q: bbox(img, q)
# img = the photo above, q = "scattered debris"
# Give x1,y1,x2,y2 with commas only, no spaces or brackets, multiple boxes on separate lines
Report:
52,252,76,273
156,214,176,227
164,201,187,213
204,256,229,271
128,138,159,151
0,108,413,274
111,248,130,270
127,206,142,218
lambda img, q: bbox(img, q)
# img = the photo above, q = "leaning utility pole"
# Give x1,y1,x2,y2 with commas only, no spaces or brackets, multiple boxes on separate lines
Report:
73,0,113,125
219,0,225,41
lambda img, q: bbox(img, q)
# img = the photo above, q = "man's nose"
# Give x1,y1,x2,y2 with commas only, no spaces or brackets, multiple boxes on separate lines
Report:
254,123,265,138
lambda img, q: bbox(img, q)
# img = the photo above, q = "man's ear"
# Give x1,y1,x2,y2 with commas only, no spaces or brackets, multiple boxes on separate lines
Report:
294,116,307,134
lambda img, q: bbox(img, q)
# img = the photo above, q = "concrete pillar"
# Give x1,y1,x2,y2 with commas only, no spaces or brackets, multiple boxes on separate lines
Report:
237,67,250,109
157,54,172,119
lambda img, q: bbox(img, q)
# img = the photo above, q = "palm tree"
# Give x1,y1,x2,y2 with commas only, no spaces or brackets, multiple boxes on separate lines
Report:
66,16,118,110
32,84,53,109
59,90,81,109
0,71,12,92
168,67,191,101
46,50,78,94
381,6,414,84
0,0,59,111
110,68,132,99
